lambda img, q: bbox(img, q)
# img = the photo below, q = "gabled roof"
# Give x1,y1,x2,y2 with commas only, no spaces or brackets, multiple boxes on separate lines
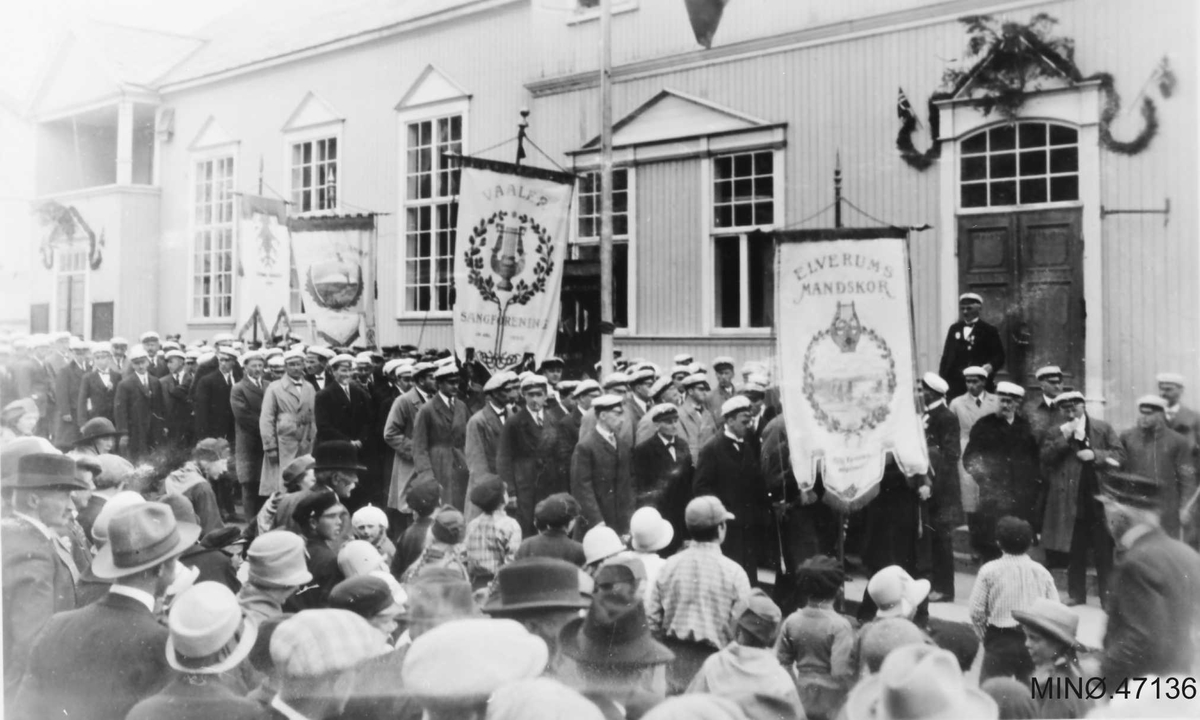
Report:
157,0,504,87
577,89,777,151
395,65,470,112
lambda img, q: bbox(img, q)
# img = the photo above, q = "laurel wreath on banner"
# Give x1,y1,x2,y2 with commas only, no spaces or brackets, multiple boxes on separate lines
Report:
464,211,556,308
802,327,897,436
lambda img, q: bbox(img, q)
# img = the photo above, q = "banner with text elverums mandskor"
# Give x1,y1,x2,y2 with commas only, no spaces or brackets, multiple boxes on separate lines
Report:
775,229,929,512
452,156,574,373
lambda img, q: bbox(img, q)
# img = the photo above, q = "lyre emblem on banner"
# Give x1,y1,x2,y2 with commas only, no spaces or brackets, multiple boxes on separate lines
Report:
803,301,897,436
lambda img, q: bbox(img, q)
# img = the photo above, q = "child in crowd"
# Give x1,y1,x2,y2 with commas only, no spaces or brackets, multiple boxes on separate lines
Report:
515,493,586,566
968,515,1057,684
401,507,470,583
390,480,443,579
463,478,522,589
352,504,396,566
256,454,314,536
775,555,857,720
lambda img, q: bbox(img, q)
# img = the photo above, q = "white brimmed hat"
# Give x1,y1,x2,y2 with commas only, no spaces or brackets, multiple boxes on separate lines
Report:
721,395,752,416
995,381,1025,398
329,353,356,368
139,331,160,342
572,380,601,398
582,526,625,566
649,376,674,399
1156,372,1186,387
592,394,624,412
921,372,949,395
962,366,988,379
1035,366,1063,380
630,507,674,553
1054,391,1085,405
648,403,679,423
682,373,710,389
958,292,983,304
1137,395,1168,411
434,364,460,380
483,371,514,393
306,345,335,360
166,581,258,675
126,345,149,362
866,565,931,619
627,368,655,385
602,372,630,389
712,356,735,371
521,374,549,392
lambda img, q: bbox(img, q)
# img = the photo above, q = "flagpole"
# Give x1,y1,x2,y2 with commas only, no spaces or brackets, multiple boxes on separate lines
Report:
598,0,615,378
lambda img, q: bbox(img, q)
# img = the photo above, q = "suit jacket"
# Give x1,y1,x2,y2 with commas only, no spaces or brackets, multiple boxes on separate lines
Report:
571,427,635,534
963,414,1041,525
194,369,236,442
315,381,374,449
938,320,1005,398
497,407,572,534
632,433,693,510
53,360,86,443
77,368,122,425
13,592,172,720
464,404,506,521
123,353,169,379
384,388,428,512
678,401,718,465
306,368,336,393
1040,415,1124,553
924,403,963,527
1102,526,1200,684
412,394,470,510
125,677,268,720
694,432,769,528
231,377,267,487
2,515,79,701
160,371,194,445
114,373,164,459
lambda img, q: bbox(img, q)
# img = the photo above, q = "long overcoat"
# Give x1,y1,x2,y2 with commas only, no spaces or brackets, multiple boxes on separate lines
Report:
571,427,635,535
412,393,470,510
924,403,963,527
53,360,86,444
497,406,572,535
159,371,194,446
962,413,1041,535
77,368,121,424
383,388,426,512
230,377,266,490
678,401,718,464
258,377,317,496
948,390,1000,512
1120,424,1196,539
193,369,235,442
113,373,164,459
1039,415,1124,553
464,404,505,521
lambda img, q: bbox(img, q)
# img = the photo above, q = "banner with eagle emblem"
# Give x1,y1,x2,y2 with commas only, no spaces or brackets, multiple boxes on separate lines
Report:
237,195,292,342
774,228,929,511
452,156,574,372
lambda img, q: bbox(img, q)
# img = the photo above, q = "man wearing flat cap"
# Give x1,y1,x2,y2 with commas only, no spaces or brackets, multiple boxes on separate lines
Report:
14,501,201,720
1097,472,1200,686
1039,391,1123,606
384,361,436,532
114,345,165,460
1159,374,1200,541
194,347,238,446
464,372,513,522
159,348,195,449
52,338,90,445
1026,365,1066,440
315,354,376,511
571,393,636,536
2,453,89,704
1120,394,1196,541
919,372,962,602
259,350,318,500
632,403,694,526
963,382,1042,562
413,363,470,510
939,293,1005,399
498,374,572,536
304,345,337,392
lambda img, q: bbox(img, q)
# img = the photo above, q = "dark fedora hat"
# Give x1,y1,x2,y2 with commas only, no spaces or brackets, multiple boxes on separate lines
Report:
313,440,366,472
559,591,674,668
1098,471,1160,510
483,558,591,615
91,502,201,579
12,453,90,491
74,417,125,446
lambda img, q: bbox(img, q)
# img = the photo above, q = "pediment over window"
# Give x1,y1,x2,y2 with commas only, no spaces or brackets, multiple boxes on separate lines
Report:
188,115,237,151
281,91,343,132
394,65,470,112
571,89,785,167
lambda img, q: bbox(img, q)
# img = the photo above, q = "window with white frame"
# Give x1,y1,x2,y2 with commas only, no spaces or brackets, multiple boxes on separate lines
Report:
56,247,87,335
960,122,1079,208
711,150,776,329
403,114,462,313
289,136,339,213
192,156,235,319
574,168,630,328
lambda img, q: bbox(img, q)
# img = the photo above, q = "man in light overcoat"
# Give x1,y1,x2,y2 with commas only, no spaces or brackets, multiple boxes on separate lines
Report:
259,351,317,497
383,362,434,531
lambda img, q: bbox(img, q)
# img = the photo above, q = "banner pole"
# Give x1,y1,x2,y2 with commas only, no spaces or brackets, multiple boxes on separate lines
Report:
598,0,615,378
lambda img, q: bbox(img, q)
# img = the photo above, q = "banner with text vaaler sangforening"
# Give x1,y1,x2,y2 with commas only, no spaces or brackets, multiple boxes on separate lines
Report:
452,157,574,373
775,230,928,511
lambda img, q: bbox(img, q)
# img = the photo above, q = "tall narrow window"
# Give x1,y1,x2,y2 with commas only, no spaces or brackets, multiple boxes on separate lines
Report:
403,114,462,312
192,156,235,319
574,168,631,328
290,136,338,213
711,150,776,329
56,247,87,334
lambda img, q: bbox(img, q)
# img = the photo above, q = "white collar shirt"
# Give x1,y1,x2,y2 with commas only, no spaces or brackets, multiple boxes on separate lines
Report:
597,424,616,448
659,433,676,461
490,402,507,423
724,428,743,447
439,392,454,408
925,399,947,413
135,372,150,386
108,584,156,612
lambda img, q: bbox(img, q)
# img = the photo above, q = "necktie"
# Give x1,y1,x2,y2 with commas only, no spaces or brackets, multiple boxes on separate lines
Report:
535,413,543,427
668,442,676,462
976,398,982,408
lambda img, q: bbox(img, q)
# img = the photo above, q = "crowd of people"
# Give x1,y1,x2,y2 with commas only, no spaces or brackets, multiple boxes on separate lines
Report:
1,289,1199,720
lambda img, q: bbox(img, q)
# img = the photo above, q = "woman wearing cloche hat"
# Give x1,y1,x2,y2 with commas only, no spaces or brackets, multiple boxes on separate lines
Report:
1013,597,1095,719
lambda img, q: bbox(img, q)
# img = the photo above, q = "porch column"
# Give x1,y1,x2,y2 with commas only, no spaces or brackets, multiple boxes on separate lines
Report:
116,99,134,185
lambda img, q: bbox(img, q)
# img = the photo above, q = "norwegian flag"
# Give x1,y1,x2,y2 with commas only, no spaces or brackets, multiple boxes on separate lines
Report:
897,87,919,126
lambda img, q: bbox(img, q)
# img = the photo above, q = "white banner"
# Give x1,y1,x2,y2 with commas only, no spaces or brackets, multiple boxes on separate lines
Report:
776,232,928,510
290,215,376,347
237,196,292,340
452,158,573,372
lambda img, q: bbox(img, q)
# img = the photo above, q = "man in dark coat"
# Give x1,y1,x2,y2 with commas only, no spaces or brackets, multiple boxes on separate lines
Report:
632,403,694,551
11,339,54,436
694,395,769,581
1120,395,1197,541
938,292,1006,399
314,354,374,447
159,350,194,449
113,347,165,460
464,372,512,522
1025,365,1066,441
52,339,90,445
759,415,838,578
920,372,962,602
77,341,122,425
231,352,268,516
963,382,1041,562
1039,390,1124,606
13,501,200,720
413,364,470,511
497,375,571,537
2,453,88,708
1097,472,1200,686
193,348,238,443
570,394,635,536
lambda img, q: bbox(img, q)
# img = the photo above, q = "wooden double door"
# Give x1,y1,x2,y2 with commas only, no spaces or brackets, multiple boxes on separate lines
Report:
957,208,1084,391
